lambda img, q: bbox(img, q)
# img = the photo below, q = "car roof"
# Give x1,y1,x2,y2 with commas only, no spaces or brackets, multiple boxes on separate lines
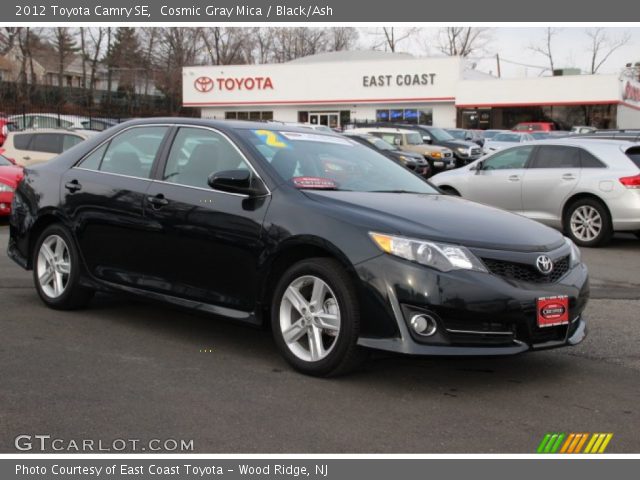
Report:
112,117,346,138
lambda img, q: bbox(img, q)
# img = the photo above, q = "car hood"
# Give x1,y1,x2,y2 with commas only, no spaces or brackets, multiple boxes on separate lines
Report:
304,191,564,252
485,141,518,150
0,165,23,188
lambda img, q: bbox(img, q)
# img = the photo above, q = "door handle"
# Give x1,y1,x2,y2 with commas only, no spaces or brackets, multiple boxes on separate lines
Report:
147,194,169,208
64,180,82,192
23,156,31,161
562,174,577,180
508,175,520,182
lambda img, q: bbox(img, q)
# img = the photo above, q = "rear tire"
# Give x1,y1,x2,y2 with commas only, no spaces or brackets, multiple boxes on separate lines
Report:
271,258,367,377
564,198,612,247
32,224,94,310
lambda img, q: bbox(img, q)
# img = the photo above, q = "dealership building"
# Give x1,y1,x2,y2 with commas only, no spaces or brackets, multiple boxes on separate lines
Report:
183,51,640,130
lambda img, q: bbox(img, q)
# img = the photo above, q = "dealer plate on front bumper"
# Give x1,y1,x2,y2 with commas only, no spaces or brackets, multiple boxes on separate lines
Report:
537,295,569,327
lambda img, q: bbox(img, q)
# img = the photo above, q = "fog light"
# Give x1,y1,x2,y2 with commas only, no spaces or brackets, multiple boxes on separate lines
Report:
410,314,437,337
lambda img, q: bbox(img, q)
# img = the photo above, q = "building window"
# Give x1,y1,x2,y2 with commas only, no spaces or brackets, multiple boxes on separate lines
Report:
375,108,432,124
225,111,273,121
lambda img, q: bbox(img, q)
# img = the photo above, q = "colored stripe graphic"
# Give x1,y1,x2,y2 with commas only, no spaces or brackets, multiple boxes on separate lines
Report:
538,433,613,453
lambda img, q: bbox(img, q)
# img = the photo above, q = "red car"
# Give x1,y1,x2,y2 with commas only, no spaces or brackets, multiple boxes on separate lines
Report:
512,122,556,132
0,154,23,217
0,118,18,146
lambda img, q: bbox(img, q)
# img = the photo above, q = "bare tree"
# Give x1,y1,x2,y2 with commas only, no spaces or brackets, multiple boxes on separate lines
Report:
155,27,203,112
437,27,492,57
200,27,248,65
0,27,20,55
85,27,105,105
586,28,631,74
529,27,562,74
327,27,359,51
51,27,78,92
370,27,417,52
139,28,158,96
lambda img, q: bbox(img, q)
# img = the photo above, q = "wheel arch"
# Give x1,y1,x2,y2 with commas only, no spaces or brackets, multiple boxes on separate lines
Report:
258,236,359,326
26,210,70,269
561,192,613,230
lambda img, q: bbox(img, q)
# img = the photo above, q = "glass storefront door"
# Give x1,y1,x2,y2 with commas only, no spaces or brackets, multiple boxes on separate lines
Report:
309,112,340,128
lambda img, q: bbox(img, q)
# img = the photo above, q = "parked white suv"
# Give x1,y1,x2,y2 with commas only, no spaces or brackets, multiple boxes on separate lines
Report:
1,129,95,166
431,138,640,247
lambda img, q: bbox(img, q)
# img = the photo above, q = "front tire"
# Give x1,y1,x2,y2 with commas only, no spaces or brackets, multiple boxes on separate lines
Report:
271,258,366,376
33,224,93,310
564,198,613,247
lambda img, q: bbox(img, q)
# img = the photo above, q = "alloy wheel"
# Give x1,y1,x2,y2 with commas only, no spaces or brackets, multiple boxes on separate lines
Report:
279,275,341,362
570,205,603,242
36,234,71,298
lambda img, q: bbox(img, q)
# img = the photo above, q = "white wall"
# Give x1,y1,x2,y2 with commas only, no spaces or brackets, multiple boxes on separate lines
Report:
456,74,620,107
617,104,640,128
184,56,461,107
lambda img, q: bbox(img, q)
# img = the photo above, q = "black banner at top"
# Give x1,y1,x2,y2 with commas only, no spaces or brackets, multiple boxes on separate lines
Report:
4,0,638,22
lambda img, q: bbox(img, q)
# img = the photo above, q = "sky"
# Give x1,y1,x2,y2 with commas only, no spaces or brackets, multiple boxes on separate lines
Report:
358,27,640,78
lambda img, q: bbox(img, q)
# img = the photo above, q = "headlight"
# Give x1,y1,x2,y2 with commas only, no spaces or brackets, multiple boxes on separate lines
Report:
430,151,442,159
456,147,468,153
398,155,407,161
369,232,488,273
565,237,581,267
0,183,14,193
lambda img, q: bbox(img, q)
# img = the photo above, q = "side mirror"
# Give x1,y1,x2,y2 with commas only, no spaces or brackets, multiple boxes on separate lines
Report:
422,136,432,144
208,169,268,196
471,161,484,173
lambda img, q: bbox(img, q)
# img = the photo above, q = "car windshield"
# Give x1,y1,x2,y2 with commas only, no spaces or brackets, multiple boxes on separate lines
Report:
0,154,12,166
406,132,423,145
483,130,501,139
367,137,395,151
493,133,522,142
241,129,438,194
446,129,466,139
530,132,550,140
425,127,454,141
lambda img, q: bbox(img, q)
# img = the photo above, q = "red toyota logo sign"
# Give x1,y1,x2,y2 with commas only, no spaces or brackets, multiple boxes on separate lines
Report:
194,76,214,93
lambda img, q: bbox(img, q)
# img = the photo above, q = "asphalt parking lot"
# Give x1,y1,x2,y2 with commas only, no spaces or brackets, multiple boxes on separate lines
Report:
1,221,639,453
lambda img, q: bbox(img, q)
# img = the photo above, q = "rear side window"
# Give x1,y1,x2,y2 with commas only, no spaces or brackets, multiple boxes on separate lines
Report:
626,147,640,168
32,134,63,154
81,126,168,178
530,146,581,168
580,149,606,168
63,134,84,151
13,133,33,150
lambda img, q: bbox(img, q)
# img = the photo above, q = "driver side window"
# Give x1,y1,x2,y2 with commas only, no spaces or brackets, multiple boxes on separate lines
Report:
482,146,534,170
163,127,250,189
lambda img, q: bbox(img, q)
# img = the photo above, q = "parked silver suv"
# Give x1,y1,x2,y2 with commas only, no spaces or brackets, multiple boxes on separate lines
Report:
431,138,640,247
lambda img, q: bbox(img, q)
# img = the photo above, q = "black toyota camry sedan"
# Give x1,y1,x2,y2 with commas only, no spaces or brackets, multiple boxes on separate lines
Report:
7,118,589,376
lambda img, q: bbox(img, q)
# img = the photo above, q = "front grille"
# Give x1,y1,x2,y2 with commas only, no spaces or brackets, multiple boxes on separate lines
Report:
470,147,482,156
482,256,570,284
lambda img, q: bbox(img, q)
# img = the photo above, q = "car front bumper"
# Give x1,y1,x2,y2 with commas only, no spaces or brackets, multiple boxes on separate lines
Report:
354,253,589,355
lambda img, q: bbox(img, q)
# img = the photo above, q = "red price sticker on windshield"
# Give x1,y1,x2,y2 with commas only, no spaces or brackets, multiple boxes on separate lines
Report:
292,177,337,190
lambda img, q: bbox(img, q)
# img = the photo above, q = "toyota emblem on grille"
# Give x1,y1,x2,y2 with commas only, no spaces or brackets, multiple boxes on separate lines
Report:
536,255,554,275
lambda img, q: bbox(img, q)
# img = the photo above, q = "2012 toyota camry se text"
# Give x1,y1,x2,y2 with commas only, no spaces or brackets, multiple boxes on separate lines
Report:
7,119,589,376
